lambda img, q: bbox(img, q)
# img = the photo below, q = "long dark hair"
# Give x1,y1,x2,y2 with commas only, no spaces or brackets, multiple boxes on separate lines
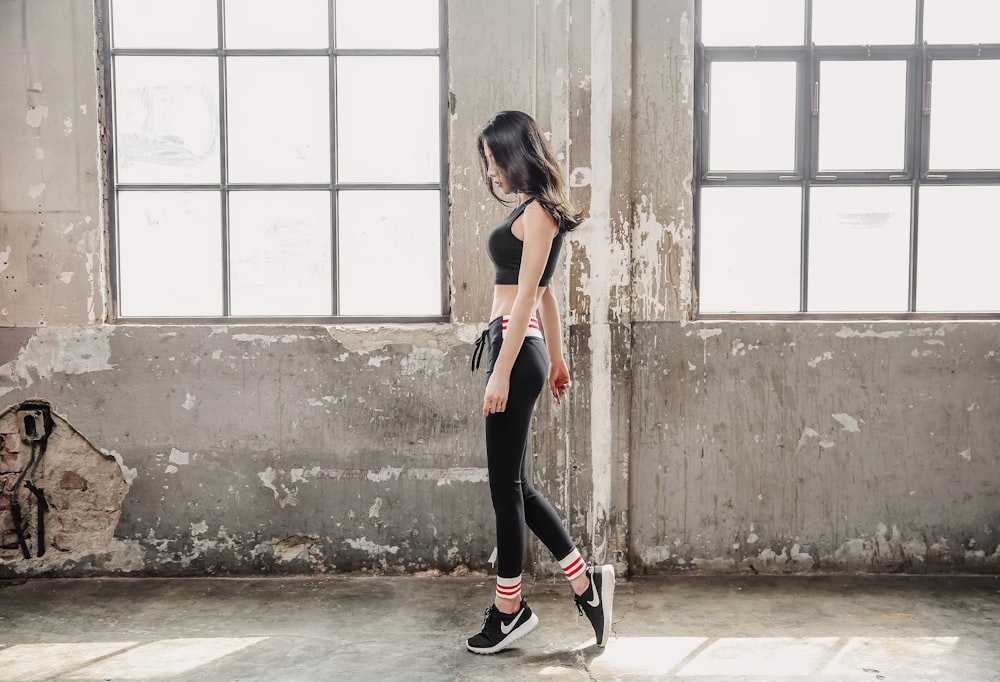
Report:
477,110,584,233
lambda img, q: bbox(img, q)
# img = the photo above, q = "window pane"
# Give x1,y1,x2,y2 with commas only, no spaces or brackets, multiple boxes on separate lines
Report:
112,0,217,48
818,61,907,172
924,0,1000,44
812,0,915,45
701,0,804,46
117,192,222,317
225,0,329,49
226,57,330,183
338,191,441,316
929,61,1000,171
114,57,220,184
336,0,439,49
229,191,332,316
337,57,440,183
917,187,1000,312
708,62,797,172
808,187,910,312
699,187,801,313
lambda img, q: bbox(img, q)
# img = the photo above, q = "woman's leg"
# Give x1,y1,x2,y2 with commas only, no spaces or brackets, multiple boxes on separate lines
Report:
519,457,590,596
471,330,615,652
489,338,594,600
485,337,547,612
523,439,616,648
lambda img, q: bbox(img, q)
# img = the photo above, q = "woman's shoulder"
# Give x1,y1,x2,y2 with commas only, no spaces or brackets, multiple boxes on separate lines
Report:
522,198,559,235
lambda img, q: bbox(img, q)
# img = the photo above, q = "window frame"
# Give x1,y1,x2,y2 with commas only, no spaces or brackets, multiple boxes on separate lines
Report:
100,0,450,324
694,0,1000,320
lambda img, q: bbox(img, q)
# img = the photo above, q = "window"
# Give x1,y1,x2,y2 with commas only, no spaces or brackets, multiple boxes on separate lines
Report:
695,0,1000,316
104,0,447,321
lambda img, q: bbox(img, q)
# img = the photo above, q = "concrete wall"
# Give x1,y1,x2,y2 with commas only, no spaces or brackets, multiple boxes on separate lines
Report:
0,0,996,577
631,322,1000,573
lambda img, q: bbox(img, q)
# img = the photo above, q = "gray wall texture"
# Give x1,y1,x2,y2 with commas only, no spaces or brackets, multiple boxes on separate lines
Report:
0,0,997,577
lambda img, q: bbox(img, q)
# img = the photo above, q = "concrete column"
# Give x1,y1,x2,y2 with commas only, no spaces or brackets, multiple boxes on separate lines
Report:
447,0,536,324
532,0,633,574
0,0,107,326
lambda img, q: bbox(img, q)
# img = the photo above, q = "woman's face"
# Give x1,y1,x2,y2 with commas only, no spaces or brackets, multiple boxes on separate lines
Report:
483,143,512,195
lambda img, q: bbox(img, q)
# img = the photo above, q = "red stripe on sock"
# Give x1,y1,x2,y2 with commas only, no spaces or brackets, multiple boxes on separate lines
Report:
496,584,521,596
563,557,585,577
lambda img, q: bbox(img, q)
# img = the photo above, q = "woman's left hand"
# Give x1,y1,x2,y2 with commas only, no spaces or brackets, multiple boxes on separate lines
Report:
483,372,510,416
548,359,571,404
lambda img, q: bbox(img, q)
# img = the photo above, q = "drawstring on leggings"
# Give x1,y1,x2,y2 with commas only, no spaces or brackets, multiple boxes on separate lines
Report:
471,328,489,372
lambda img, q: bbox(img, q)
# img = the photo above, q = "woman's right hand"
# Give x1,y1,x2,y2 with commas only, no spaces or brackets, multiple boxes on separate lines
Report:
483,372,511,416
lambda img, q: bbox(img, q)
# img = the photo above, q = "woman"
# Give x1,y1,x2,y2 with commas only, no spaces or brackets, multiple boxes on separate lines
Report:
466,110,615,654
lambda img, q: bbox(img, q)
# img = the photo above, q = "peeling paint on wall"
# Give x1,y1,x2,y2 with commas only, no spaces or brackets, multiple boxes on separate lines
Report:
831,413,862,433
834,326,904,340
367,466,403,482
0,327,115,396
231,333,320,346
168,448,189,466
264,465,489,487
569,166,592,187
25,105,48,127
103,449,138,486
400,348,447,376
272,535,321,564
257,467,298,508
345,537,399,555
808,352,834,368
632,195,682,319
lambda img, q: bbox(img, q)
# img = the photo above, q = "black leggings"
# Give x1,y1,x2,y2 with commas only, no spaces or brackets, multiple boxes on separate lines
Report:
484,316,575,580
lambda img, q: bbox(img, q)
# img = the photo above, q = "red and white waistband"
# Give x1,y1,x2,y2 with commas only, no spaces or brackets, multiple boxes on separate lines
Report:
501,315,543,339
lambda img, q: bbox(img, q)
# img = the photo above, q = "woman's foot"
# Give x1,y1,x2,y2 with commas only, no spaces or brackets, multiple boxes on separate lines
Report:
573,564,615,646
466,599,539,654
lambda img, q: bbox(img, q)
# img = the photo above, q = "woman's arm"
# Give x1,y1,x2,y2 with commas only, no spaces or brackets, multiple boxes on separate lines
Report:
537,286,563,360
538,286,570,403
482,202,558,416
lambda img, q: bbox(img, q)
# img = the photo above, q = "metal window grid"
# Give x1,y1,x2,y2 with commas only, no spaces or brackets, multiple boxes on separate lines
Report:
99,0,450,324
694,0,1000,319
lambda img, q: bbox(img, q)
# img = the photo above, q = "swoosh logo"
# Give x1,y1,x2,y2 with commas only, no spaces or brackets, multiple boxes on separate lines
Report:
587,591,600,608
500,612,522,635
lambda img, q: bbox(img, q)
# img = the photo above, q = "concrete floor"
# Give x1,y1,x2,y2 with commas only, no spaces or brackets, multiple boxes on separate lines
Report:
0,574,997,681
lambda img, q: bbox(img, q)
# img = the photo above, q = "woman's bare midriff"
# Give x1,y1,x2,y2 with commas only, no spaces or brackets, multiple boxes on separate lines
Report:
490,284,546,322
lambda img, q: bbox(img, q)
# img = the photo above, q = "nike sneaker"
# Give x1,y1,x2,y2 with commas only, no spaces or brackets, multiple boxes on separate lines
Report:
574,564,615,646
465,600,539,654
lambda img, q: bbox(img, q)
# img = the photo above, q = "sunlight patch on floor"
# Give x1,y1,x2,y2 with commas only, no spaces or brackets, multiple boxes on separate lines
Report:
822,636,961,676
0,642,139,681
678,636,843,676
562,635,962,677
585,636,709,676
0,637,267,681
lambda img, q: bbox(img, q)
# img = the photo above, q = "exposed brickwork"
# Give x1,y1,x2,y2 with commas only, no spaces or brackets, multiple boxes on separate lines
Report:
59,471,88,491
3,432,19,453
0,404,128,566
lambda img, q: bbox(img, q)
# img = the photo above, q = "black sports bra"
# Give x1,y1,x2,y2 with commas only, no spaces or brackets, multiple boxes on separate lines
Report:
486,198,565,286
